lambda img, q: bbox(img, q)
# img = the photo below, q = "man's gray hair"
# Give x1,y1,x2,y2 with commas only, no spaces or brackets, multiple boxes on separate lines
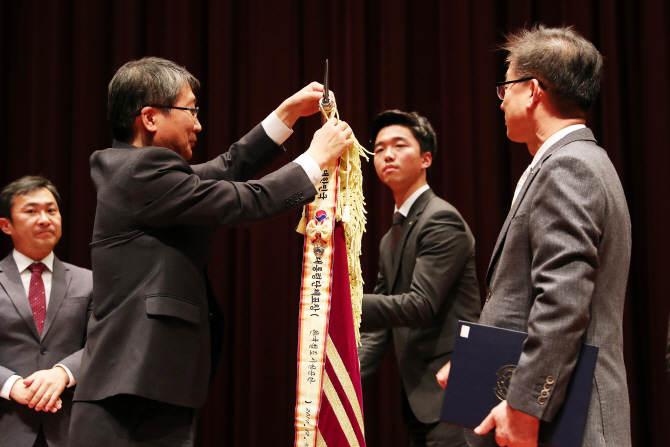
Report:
108,57,200,142
503,24,603,115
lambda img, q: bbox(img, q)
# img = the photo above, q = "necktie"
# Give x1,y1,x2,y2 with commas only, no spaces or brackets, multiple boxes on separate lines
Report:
28,262,48,335
392,212,405,251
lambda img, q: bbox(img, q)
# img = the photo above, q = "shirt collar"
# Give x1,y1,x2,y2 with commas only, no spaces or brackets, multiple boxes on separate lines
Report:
530,124,586,169
394,184,430,217
13,249,54,273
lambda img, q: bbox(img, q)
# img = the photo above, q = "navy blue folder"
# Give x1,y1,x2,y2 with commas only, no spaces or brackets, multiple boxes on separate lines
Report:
440,322,598,447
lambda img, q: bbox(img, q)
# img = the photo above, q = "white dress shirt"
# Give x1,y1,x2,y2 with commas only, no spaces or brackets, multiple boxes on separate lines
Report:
395,184,430,217
1,250,75,400
262,112,322,186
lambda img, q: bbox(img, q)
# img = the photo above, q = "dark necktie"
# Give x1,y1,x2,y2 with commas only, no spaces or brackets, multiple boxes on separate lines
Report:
28,262,48,335
392,212,405,251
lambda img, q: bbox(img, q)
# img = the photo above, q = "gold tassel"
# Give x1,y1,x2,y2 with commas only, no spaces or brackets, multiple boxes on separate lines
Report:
316,103,373,346
295,206,307,235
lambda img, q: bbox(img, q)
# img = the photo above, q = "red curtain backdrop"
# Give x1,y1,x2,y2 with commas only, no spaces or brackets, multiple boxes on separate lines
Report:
1,1,668,446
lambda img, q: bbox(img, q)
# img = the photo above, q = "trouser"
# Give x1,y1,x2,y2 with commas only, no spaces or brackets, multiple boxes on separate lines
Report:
69,394,195,447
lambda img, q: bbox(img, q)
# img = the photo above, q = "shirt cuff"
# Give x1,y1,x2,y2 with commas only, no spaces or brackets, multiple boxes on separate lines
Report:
1,375,22,400
54,364,76,387
261,112,293,146
294,154,322,186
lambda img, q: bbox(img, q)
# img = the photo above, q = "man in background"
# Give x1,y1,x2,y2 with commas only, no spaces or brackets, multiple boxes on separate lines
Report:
69,57,352,447
359,110,480,446
438,25,632,447
0,176,92,447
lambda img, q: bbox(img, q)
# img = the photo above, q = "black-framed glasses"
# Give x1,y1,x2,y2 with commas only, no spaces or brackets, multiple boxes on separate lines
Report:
145,104,199,119
495,77,547,100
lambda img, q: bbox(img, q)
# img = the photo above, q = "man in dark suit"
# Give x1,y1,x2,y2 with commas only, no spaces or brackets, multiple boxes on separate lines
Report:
0,176,92,447
358,111,481,446
68,57,352,447
438,26,632,447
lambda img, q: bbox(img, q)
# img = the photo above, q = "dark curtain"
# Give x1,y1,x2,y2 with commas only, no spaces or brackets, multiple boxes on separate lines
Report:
1,1,668,446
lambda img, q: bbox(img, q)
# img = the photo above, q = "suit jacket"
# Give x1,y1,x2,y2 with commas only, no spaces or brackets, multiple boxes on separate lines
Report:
358,189,481,424
0,253,92,447
74,124,316,409
479,128,632,446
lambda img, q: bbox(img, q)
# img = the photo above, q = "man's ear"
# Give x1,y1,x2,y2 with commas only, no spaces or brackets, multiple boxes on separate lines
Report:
421,151,433,170
0,218,12,236
527,79,543,108
138,106,159,133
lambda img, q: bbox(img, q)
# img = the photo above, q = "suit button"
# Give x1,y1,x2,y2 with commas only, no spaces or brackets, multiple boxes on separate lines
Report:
546,376,555,384
537,396,546,405
540,390,549,397
486,291,491,302
40,348,47,355
544,383,552,390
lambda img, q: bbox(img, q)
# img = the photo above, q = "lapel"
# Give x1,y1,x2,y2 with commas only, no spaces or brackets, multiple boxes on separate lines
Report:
0,253,41,340
42,257,70,339
388,189,435,291
485,128,597,286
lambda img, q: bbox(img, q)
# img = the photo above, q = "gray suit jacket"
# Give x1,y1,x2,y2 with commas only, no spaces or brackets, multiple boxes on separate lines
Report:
0,254,92,447
478,128,632,446
358,189,481,424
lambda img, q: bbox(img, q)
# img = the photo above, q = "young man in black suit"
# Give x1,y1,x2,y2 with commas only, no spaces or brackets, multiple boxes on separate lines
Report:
358,110,481,446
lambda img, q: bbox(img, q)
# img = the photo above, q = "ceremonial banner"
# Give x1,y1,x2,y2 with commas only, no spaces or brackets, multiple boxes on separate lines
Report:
294,88,369,446
295,213,366,446
295,161,341,446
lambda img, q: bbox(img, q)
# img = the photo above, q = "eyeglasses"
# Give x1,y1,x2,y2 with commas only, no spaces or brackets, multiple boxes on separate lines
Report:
145,104,199,119
495,77,547,100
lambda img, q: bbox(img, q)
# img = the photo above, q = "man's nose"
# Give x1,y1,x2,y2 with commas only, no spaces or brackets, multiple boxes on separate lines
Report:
194,117,202,132
384,148,395,161
36,211,51,225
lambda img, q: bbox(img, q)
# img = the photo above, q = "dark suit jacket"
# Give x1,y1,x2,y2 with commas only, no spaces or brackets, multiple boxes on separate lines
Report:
74,124,316,409
0,254,92,447
479,128,632,446
358,189,481,424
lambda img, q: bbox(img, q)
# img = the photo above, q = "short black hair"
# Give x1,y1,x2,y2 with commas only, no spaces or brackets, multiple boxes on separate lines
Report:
108,57,200,142
503,24,604,115
0,176,61,222
370,110,437,179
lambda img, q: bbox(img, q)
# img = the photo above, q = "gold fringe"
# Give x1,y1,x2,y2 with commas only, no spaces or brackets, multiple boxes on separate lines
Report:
319,104,371,346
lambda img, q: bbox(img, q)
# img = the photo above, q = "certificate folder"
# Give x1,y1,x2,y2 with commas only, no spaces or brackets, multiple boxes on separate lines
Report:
440,322,598,447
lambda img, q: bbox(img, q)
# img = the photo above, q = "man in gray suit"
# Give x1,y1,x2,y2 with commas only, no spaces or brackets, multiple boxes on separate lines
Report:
0,176,92,447
68,57,352,447
359,110,481,446
438,25,632,447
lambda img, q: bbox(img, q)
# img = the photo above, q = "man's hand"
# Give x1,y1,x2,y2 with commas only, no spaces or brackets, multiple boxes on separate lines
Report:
474,400,539,447
436,361,450,389
305,118,353,170
9,378,63,413
22,367,68,412
275,82,335,129
9,379,32,405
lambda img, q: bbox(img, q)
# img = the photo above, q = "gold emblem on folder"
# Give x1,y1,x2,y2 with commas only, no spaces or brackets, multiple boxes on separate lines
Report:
494,365,517,401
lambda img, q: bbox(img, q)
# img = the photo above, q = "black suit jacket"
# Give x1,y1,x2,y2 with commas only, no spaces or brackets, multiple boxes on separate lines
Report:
74,124,316,408
358,189,481,424
0,254,92,447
